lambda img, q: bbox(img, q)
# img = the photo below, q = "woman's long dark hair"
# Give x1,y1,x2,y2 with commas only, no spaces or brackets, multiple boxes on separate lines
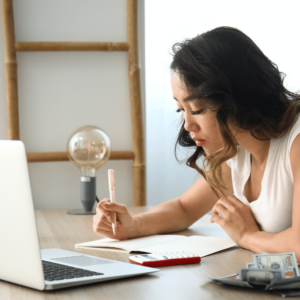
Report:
171,26,300,197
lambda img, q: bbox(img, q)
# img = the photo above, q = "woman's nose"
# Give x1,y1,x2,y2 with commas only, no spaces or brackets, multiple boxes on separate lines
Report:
184,115,199,132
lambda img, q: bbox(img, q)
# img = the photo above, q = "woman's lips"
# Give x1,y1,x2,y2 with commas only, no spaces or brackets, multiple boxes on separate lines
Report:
194,139,206,146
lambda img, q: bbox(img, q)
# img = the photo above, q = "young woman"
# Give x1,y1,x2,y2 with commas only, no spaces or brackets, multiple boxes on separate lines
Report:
93,26,300,258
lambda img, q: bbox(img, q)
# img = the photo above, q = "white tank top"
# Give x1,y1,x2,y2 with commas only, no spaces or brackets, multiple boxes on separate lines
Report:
226,114,300,234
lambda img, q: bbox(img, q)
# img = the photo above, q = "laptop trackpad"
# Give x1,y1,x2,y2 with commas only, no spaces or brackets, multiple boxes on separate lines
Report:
51,255,115,267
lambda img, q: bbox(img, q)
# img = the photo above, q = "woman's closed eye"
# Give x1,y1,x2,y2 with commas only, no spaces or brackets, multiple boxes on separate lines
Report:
176,108,204,115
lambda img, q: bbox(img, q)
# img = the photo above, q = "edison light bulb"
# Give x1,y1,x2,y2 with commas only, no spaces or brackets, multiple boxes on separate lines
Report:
67,126,111,214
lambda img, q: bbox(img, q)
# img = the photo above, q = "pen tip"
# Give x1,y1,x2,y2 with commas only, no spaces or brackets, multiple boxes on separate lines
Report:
113,227,116,236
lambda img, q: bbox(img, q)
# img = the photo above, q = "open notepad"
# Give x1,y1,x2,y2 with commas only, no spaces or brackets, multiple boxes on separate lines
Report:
75,235,237,257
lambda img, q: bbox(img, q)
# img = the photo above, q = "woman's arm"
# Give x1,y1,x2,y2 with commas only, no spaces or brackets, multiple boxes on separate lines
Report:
95,162,233,240
211,135,300,260
131,177,216,238
130,162,233,238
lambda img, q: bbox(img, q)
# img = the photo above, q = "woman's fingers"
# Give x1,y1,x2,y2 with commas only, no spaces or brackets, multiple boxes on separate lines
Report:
94,228,117,237
210,213,225,226
93,216,112,233
221,195,244,210
214,196,240,212
215,197,232,210
212,200,229,218
96,214,111,227
94,222,113,232
94,219,122,231
227,194,243,206
96,200,115,223
96,199,121,221
93,213,112,233
94,198,132,238
100,202,128,214
93,221,122,236
93,210,122,232
99,198,111,206
97,198,111,210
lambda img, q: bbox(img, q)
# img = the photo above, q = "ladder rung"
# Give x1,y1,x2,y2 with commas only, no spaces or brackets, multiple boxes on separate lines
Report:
27,151,135,163
15,42,129,52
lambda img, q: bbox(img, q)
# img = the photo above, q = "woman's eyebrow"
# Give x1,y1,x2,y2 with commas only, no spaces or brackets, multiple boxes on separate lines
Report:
184,95,198,102
173,95,198,102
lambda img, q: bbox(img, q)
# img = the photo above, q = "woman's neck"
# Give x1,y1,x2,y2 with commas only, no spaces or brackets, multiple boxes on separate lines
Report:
237,133,271,166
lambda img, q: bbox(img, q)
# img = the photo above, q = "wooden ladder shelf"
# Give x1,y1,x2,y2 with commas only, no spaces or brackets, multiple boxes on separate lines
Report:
1,0,145,206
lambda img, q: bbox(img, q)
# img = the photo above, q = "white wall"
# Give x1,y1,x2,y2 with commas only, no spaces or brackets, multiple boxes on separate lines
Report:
0,0,145,210
145,0,300,206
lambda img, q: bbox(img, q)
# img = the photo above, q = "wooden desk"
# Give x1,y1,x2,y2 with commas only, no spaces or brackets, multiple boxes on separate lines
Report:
0,207,295,299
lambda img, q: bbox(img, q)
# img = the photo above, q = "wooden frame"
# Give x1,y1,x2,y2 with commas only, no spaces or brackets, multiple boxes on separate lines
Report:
1,0,146,206
15,42,129,52
26,151,135,163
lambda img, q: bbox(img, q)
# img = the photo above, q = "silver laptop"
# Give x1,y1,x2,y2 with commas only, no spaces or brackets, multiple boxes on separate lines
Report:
0,140,158,290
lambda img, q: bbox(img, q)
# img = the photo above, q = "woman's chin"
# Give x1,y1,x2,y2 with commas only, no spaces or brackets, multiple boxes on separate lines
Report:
201,145,221,154
200,145,209,153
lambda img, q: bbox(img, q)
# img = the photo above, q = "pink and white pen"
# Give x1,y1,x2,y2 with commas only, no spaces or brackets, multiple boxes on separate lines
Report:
108,169,116,235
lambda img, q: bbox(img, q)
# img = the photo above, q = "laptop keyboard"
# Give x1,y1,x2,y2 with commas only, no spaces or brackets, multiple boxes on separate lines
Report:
42,260,104,281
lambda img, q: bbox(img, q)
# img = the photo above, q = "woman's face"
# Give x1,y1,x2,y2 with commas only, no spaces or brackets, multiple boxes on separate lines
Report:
171,73,224,153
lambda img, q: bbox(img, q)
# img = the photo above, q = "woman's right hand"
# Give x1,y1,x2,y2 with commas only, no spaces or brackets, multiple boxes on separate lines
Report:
93,198,136,240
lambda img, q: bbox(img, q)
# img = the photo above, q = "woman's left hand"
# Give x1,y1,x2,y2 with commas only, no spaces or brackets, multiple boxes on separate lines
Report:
210,195,260,248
